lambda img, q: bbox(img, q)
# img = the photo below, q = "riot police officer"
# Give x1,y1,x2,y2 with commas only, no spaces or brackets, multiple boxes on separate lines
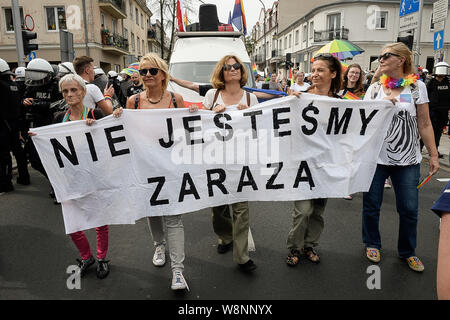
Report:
22,58,62,180
0,58,30,193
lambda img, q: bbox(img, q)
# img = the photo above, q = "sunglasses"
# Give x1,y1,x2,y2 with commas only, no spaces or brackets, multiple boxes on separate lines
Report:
378,52,401,61
139,68,159,76
223,63,242,71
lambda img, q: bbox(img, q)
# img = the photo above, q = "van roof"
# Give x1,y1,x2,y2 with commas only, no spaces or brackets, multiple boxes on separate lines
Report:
177,31,243,38
170,33,250,64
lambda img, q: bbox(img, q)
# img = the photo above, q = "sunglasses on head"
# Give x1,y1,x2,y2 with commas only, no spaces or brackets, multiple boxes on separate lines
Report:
378,52,401,61
223,63,242,71
139,68,159,76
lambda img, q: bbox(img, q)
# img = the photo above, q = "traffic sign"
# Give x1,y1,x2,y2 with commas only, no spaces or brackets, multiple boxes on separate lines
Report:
400,0,420,17
399,0,421,32
28,51,36,61
24,14,34,31
434,30,444,51
433,0,448,23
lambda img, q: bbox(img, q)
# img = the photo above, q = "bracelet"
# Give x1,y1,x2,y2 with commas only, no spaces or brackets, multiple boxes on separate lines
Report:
104,96,112,101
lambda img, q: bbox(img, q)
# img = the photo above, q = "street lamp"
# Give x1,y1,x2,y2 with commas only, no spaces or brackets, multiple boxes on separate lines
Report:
258,0,266,76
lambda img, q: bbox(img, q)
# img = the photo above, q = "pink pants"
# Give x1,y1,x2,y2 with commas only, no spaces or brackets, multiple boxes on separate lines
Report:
69,225,109,260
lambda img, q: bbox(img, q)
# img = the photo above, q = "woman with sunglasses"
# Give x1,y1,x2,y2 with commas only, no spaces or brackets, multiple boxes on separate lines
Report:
202,55,259,272
286,54,342,267
362,43,439,272
113,53,190,290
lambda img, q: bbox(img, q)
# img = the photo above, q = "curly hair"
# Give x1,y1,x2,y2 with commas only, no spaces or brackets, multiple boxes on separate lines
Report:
342,63,365,97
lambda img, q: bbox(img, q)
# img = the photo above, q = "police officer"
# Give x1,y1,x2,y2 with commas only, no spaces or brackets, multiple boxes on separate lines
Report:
22,58,62,180
0,58,30,193
427,62,450,158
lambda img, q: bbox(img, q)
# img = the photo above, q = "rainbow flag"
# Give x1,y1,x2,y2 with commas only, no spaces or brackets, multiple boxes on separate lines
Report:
342,91,361,100
417,175,432,189
231,0,247,35
252,63,257,74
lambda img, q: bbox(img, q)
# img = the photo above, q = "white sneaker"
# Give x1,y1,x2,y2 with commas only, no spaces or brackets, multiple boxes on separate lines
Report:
171,270,189,291
152,244,166,267
384,179,392,189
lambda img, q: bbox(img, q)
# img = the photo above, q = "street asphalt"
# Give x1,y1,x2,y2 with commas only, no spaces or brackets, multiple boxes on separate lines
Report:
1,135,450,302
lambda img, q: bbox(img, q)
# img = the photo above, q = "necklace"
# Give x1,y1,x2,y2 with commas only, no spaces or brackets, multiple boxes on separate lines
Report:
380,73,418,89
146,90,164,104
62,106,88,122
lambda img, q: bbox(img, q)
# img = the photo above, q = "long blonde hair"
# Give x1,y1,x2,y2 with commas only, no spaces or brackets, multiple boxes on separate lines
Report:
383,42,414,75
210,55,248,90
139,53,169,91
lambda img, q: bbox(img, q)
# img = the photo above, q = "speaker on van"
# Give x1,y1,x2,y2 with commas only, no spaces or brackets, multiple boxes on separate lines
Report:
199,4,219,31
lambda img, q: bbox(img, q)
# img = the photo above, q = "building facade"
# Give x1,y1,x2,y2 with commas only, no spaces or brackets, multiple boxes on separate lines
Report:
0,0,157,71
253,0,450,76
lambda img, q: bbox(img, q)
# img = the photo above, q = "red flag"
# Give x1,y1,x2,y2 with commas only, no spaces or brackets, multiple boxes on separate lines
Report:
176,0,185,32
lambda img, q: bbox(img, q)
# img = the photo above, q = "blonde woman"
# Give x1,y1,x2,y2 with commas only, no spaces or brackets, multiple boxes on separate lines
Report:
202,55,259,272
362,43,439,272
113,53,189,290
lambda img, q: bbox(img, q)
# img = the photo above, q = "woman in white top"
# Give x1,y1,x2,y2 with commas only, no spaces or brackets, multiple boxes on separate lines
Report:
362,42,439,272
288,71,310,95
202,55,258,272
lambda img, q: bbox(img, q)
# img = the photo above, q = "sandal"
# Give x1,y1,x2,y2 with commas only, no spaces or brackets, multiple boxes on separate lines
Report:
304,247,320,263
366,247,380,263
286,249,301,266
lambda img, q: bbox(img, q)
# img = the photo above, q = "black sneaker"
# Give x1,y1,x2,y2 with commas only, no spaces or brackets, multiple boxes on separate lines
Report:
76,257,95,277
438,152,444,159
96,259,110,279
238,259,257,272
16,176,30,185
217,242,233,254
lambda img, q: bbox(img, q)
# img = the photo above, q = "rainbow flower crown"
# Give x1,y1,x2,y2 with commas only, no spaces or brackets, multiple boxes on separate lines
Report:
380,73,419,89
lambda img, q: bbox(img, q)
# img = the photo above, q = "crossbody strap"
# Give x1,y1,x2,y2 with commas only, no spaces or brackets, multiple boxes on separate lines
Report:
134,93,140,109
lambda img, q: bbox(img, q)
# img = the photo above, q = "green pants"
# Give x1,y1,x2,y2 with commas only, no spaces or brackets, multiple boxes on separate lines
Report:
212,201,250,264
287,199,327,250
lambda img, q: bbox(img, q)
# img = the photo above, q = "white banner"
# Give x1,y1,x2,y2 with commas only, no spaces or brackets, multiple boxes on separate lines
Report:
31,95,395,234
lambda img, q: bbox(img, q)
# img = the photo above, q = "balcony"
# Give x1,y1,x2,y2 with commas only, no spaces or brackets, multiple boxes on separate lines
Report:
101,30,129,55
314,27,349,42
99,0,127,19
270,49,283,63
254,54,264,64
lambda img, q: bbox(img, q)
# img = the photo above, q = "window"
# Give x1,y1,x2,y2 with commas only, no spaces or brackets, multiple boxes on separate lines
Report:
4,7,24,32
309,21,314,38
136,8,139,25
142,39,145,53
284,37,287,49
123,28,128,39
46,7,67,31
137,36,140,53
131,32,135,51
376,11,388,29
295,30,299,45
327,13,341,30
101,13,105,29
288,34,292,48
112,19,117,35
430,13,435,31
302,25,307,42
130,3,133,18
141,13,143,29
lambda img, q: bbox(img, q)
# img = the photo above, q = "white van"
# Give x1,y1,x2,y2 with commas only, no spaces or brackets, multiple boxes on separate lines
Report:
168,31,255,106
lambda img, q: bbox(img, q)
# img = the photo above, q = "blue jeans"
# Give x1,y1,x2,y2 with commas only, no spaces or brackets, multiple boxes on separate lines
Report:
362,164,420,258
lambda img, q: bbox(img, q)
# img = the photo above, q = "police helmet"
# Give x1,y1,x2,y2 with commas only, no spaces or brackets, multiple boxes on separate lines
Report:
94,66,105,79
434,62,449,76
108,70,118,78
0,58,14,76
25,58,54,86
15,66,26,80
58,62,75,76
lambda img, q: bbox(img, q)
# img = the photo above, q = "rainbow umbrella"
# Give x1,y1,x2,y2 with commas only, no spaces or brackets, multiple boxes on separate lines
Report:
314,39,364,60
128,62,140,70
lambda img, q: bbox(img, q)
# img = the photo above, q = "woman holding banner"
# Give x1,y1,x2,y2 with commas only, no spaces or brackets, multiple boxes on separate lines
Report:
288,71,310,95
113,53,191,290
286,54,342,266
202,55,259,272
362,42,439,272
30,73,110,279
